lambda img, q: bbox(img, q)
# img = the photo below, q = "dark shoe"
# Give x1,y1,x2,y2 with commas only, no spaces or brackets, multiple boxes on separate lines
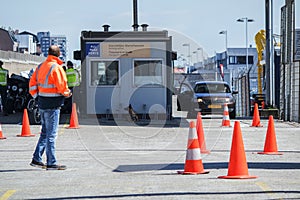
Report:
30,159,46,169
46,164,66,170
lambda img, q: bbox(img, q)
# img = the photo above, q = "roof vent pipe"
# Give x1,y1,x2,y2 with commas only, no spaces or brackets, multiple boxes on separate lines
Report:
141,24,148,31
132,24,139,31
102,24,110,32
132,0,139,31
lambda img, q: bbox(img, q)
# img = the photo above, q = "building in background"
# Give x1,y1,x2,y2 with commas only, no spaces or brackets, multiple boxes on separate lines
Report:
15,34,36,54
37,31,50,56
50,35,67,62
0,28,18,51
16,31,40,55
38,32,67,61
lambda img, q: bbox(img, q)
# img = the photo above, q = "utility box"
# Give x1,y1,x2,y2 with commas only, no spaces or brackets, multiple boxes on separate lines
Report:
75,28,174,120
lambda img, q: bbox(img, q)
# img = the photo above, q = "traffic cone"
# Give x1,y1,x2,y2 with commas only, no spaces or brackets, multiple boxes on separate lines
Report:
218,121,257,179
221,104,231,127
258,115,282,155
196,112,210,154
17,109,35,137
67,103,79,129
0,123,6,139
251,103,263,127
178,121,209,175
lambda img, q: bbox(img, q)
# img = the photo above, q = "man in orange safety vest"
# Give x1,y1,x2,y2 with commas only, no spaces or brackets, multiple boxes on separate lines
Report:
29,45,71,170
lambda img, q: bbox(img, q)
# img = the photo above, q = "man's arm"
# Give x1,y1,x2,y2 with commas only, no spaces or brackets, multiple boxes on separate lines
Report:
54,66,72,97
29,69,38,98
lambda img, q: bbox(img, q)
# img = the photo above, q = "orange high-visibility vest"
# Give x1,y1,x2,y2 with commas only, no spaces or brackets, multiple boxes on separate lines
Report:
29,55,70,98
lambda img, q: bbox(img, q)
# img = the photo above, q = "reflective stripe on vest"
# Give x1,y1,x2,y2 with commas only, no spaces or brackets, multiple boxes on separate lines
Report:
36,63,63,97
0,69,8,86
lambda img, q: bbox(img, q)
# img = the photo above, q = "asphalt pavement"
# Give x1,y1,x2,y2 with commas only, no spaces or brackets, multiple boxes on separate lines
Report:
0,105,299,199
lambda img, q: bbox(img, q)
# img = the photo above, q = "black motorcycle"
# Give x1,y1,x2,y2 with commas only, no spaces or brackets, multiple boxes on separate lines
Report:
27,98,41,125
5,74,31,114
5,73,41,124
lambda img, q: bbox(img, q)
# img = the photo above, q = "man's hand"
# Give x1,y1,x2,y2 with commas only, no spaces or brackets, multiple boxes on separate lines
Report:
64,90,72,98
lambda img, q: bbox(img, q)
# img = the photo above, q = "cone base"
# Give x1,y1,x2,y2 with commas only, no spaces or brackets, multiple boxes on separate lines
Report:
200,150,211,154
0,137,6,139
221,125,232,127
17,134,35,137
258,152,283,155
251,124,263,127
67,126,79,129
218,175,257,179
177,170,209,175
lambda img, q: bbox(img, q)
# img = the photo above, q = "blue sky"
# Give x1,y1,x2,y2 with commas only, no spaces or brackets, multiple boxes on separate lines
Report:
1,0,299,60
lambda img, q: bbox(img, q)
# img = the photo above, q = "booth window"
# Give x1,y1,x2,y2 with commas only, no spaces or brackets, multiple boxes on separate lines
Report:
134,60,163,85
90,60,119,86
229,56,254,64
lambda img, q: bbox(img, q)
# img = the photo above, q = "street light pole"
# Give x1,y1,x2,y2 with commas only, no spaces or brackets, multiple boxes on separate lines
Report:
182,43,191,73
237,17,254,116
193,51,198,63
219,30,228,52
219,30,231,86
237,18,254,72
219,30,228,68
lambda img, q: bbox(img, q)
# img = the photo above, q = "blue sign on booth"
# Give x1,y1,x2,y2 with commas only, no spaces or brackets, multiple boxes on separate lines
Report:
86,43,100,57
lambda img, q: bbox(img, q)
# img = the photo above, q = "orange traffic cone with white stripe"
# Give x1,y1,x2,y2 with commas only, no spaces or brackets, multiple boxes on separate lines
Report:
67,103,79,129
258,115,282,155
196,112,210,154
251,103,263,127
17,109,35,137
221,104,231,127
218,121,257,179
178,121,209,175
0,123,6,139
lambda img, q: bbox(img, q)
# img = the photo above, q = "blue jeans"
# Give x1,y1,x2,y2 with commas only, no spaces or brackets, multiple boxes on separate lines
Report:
32,108,60,166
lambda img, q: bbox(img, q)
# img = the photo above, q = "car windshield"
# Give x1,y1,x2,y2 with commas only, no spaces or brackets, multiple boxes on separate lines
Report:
194,83,231,93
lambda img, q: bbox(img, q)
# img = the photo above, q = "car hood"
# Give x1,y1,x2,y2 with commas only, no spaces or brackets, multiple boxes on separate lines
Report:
194,93,233,98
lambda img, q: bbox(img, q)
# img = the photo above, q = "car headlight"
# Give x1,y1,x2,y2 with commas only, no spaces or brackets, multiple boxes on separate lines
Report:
197,98,203,103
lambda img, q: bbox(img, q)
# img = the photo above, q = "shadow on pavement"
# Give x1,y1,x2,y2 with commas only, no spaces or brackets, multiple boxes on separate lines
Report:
0,112,189,128
28,190,300,200
113,162,300,172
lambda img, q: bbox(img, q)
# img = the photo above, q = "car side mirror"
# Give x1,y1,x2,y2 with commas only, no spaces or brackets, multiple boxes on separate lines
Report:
232,90,238,94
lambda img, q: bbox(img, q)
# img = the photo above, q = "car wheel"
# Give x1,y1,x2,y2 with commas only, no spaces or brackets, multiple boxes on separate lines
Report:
28,107,41,125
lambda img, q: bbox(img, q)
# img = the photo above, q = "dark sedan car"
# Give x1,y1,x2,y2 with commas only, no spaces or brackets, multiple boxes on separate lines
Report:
177,81,237,118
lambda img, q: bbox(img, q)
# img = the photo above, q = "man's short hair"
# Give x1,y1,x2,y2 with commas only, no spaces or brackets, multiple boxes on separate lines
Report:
48,45,61,57
0,60,3,66
67,61,73,67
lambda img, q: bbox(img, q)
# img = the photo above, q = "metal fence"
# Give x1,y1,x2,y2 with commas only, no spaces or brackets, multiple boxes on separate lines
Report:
232,74,250,117
280,0,300,122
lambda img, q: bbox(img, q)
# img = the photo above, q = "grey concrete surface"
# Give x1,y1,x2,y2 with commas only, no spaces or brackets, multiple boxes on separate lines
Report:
0,107,299,200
